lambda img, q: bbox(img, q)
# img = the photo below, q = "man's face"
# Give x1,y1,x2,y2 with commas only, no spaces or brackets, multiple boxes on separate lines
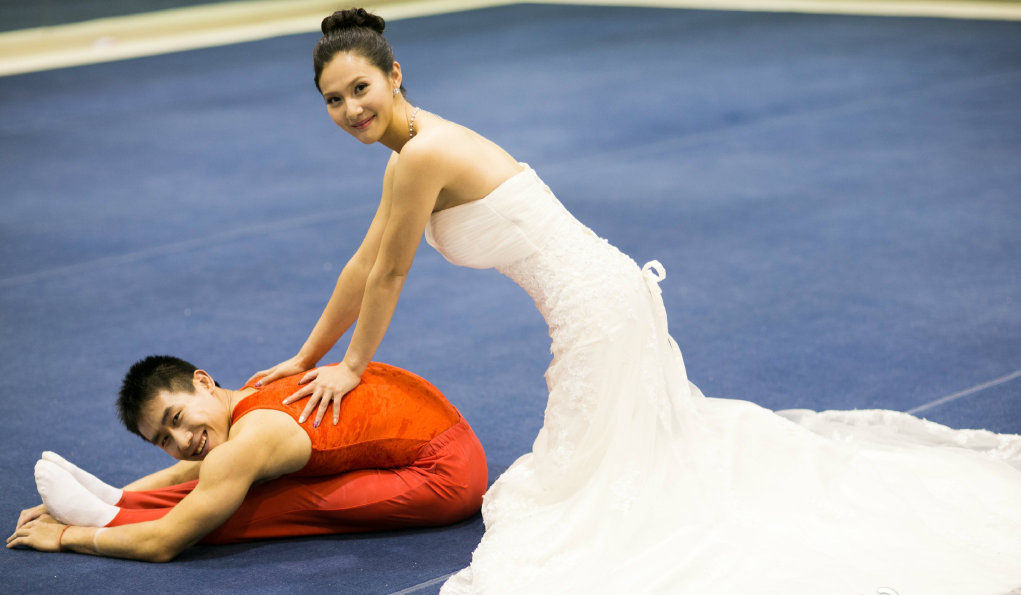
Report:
136,371,229,461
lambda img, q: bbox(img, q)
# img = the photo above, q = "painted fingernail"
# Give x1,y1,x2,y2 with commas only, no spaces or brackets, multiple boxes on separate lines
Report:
255,381,262,387
313,420,319,428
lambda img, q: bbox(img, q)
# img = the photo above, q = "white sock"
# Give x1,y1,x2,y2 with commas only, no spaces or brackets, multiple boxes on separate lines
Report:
41,451,123,505
35,460,118,527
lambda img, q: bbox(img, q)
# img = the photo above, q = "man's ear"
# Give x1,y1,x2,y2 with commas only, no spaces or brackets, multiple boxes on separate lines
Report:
193,369,215,391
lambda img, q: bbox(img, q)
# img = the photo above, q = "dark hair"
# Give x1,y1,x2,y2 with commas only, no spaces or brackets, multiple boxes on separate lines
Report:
313,8,405,95
117,355,217,439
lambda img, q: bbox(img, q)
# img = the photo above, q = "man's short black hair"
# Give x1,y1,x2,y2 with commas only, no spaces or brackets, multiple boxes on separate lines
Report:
117,355,217,439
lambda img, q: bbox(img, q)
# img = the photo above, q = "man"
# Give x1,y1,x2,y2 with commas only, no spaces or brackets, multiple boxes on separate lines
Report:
7,355,487,560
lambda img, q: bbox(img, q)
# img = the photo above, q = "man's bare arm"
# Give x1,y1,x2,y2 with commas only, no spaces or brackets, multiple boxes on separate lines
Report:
122,460,202,491
57,411,309,561
17,459,202,531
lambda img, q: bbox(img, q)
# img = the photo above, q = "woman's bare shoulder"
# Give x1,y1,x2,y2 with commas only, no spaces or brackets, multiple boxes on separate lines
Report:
412,118,516,169
405,118,464,154
392,114,520,206
392,125,463,177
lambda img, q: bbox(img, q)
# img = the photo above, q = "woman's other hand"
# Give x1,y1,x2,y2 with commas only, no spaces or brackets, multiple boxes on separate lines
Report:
282,363,361,427
246,354,316,388
16,503,47,529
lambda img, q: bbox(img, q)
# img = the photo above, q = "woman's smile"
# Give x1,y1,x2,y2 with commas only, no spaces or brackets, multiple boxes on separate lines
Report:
352,115,375,130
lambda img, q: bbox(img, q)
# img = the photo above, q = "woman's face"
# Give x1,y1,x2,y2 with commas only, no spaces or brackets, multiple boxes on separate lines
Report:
319,51,401,144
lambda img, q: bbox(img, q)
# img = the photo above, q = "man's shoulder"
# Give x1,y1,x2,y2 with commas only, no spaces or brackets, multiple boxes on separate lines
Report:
217,409,311,479
229,408,302,441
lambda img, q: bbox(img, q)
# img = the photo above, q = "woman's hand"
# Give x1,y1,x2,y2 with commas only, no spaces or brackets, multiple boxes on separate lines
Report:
282,363,362,427
6,513,65,552
246,354,316,388
16,503,47,529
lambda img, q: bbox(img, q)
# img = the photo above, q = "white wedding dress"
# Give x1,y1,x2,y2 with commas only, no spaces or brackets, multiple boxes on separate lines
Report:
425,164,1021,594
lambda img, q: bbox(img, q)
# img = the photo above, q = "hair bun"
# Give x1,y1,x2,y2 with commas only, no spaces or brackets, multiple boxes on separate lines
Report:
321,8,385,36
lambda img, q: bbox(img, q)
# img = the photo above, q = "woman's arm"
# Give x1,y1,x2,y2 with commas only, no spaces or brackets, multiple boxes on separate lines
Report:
247,153,398,387
295,237,381,367
342,145,444,374
299,152,401,363
282,141,448,426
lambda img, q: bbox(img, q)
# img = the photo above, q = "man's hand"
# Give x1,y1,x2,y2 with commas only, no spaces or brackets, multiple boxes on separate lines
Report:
7,513,64,552
283,363,361,426
16,503,47,530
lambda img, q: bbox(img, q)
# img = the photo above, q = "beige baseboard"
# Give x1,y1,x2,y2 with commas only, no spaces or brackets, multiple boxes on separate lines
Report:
2,0,1019,77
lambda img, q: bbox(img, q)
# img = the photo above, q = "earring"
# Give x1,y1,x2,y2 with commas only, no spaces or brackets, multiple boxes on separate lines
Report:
393,89,398,96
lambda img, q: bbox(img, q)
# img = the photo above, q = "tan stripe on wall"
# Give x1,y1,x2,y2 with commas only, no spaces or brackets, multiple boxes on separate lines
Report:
1,0,1019,77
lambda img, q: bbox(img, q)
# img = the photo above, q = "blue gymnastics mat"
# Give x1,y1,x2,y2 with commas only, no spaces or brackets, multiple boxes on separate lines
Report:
1,3,1019,593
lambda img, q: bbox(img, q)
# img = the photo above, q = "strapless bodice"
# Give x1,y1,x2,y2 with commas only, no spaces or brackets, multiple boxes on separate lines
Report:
425,164,575,270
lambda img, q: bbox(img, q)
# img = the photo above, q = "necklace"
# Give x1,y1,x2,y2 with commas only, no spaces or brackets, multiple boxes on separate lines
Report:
409,107,420,139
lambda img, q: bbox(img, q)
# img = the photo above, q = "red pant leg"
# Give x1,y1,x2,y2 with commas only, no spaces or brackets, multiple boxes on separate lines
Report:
106,416,487,544
105,480,199,525
118,480,198,508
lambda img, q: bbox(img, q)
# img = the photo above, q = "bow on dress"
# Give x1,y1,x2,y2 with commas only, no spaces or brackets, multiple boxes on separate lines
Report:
642,260,684,362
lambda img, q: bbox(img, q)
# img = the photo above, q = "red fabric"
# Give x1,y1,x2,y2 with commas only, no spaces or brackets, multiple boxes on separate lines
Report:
109,416,487,544
234,362,462,476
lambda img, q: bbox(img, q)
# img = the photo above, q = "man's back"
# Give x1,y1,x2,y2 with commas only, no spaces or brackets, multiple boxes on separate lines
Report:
229,362,462,477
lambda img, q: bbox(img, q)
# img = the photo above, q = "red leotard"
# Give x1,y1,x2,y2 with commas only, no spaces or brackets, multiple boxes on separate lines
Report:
107,363,487,544
233,361,462,475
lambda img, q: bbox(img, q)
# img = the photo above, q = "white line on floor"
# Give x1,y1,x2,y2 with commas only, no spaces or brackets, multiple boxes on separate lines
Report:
0,205,375,289
907,370,1021,415
389,571,457,595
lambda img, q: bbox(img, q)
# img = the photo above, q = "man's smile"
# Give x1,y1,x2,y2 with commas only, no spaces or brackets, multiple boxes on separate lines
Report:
193,430,208,458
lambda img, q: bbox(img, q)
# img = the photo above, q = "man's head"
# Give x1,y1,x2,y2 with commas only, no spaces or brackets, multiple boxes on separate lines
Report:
118,355,229,461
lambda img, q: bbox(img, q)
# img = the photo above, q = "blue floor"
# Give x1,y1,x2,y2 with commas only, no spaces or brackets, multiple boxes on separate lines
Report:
2,3,1019,593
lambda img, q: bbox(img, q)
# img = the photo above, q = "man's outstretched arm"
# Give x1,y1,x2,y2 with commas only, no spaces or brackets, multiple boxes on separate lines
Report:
122,459,202,491
15,458,201,532
13,411,309,561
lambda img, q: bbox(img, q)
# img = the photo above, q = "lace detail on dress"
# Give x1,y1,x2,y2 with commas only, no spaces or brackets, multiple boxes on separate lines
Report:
428,165,1021,595
497,200,648,478
608,469,641,512
499,209,644,351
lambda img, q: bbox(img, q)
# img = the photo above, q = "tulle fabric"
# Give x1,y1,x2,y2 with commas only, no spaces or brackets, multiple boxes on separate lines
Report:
425,164,1021,594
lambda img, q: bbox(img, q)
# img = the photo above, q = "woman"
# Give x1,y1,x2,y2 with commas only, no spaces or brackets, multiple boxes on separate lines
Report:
250,9,1021,594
